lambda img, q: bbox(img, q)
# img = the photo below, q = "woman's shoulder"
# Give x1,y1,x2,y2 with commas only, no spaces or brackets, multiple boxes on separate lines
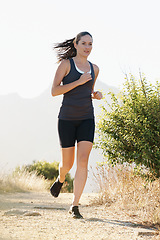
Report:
57,59,72,77
92,63,99,76
57,59,70,71
59,59,70,67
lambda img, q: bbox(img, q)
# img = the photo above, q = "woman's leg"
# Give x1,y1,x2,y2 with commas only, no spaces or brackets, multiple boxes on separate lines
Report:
50,146,75,197
59,147,75,183
72,141,93,206
57,119,76,182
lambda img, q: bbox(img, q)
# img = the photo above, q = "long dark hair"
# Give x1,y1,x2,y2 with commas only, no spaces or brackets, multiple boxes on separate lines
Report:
54,31,92,62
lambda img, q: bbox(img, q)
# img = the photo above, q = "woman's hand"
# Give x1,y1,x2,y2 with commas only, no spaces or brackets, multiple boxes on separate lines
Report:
92,91,103,100
78,73,92,85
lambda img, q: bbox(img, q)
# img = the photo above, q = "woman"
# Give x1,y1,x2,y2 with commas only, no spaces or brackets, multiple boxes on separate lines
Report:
50,31,102,219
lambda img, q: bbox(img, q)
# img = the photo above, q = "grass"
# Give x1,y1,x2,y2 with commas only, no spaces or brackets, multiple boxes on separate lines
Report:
0,167,72,194
1,161,159,229
92,162,160,227
0,169,49,193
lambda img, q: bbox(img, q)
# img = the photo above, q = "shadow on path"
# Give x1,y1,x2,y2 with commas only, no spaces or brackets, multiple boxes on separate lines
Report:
85,217,158,231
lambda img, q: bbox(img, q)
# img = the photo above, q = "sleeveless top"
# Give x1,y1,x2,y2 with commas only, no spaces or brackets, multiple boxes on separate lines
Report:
58,58,95,120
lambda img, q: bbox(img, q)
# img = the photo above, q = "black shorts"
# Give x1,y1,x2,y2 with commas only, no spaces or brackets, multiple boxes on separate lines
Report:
58,118,95,148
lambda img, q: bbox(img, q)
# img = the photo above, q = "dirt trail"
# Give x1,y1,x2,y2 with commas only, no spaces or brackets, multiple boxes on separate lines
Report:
0,192,159,240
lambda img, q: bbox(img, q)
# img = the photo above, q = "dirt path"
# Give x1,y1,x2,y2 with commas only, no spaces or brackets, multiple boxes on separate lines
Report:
0,192,159,240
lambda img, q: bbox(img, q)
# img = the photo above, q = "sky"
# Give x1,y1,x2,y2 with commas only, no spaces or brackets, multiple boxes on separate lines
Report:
0,0,160,98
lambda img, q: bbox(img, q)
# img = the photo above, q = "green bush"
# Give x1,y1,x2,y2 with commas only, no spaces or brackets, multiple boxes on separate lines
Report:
95,74,160,179
25,160,59,180
16,160,73,192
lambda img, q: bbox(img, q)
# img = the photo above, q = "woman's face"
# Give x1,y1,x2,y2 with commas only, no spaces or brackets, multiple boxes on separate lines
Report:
75,35,93,57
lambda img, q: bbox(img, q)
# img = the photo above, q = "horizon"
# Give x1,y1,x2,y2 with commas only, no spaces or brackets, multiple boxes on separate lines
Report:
0,79,118,99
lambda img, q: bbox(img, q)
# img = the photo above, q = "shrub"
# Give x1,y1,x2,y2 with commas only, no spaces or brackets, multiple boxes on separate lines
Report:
93,162,160,225
21,160,73,193
24,160,59,180
95,74,160,178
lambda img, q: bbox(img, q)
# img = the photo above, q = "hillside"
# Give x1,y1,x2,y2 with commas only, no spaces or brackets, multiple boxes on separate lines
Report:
0,81,118,192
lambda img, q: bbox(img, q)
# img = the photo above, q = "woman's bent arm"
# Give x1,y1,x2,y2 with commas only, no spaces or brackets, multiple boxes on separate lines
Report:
51,60,92,96
92,64,103,100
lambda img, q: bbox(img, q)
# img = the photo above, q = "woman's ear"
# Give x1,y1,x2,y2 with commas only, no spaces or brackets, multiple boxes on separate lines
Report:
73,39,77,49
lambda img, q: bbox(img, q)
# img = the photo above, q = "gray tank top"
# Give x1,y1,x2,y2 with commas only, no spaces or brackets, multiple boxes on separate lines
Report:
58,58,95,120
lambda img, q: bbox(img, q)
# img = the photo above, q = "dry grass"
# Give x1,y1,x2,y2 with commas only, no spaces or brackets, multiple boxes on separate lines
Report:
92,162,160,226
0,169,49,193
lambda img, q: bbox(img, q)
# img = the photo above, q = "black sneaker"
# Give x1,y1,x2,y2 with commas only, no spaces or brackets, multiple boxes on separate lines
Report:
50,178,63,198
69,206,83,219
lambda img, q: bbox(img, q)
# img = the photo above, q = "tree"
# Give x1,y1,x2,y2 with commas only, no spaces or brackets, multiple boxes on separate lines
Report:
95,74,160,178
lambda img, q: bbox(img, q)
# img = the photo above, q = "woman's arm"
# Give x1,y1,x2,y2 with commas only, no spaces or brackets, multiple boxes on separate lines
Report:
92,64,103,100
51,60,92,96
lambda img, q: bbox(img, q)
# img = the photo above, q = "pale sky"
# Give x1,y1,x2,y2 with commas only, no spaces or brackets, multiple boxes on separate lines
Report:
0,0,160,98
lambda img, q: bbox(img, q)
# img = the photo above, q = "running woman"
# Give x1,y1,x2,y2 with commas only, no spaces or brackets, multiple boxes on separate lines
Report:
50,31,103,219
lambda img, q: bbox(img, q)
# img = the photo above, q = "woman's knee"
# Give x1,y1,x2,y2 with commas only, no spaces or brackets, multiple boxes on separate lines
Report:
59,162,73,172
60,146,75,172
77,155,89,168
77,141,92,168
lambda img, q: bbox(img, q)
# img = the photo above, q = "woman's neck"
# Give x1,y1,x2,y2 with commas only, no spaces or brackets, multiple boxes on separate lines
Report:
73,56,88,65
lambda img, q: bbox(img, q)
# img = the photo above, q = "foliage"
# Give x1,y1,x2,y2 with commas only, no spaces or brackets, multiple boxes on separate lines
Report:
95,74,160,178
15,160,73,193
24,160,59,180
92,162,160,225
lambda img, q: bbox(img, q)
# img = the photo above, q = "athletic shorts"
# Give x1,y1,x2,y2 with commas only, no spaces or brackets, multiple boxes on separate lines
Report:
58,118,95,148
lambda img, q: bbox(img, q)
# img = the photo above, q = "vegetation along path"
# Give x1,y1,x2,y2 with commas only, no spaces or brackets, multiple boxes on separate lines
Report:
0,192,159,240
